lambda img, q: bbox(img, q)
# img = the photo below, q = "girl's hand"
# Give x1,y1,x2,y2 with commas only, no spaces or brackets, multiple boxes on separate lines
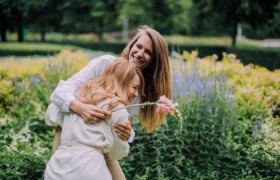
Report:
70,99,111,123
114,120,132,141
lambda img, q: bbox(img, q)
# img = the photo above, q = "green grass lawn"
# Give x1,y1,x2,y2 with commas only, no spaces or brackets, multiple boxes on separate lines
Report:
164,35,262,48
4,32,264,48
6,32,99,42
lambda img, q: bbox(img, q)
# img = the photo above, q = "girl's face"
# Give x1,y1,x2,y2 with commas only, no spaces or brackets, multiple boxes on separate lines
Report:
129,34,153,69
127,74,140,103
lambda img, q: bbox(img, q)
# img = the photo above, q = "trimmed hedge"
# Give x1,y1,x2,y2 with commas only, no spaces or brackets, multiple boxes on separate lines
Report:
0,40,279,70
60,41,280,71
170,44,227,59
227,48,280,70
46,40,127,55
173,44,280,70
0,42,78,57
0,49,60,56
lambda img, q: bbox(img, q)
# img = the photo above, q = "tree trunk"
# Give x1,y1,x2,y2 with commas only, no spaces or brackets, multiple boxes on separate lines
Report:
41,28,46,42
17,18,24,42
0,25,7,42
97,21,104,41
231,20,238,47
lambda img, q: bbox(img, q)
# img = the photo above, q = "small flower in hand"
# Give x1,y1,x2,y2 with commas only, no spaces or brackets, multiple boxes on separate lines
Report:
156,95,182,129
111,95,183,130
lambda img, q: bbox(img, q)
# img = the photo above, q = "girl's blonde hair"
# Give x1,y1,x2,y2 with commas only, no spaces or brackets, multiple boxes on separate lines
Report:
76,58,144,110
122,25,172,133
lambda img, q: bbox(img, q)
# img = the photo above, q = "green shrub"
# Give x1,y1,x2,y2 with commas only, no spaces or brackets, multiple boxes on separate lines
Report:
0,51,279,179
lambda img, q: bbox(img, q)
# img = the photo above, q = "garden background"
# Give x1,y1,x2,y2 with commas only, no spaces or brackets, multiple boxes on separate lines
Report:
0,0,280,179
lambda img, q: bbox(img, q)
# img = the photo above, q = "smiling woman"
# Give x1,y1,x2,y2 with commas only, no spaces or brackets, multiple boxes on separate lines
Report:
50,25,171,132
46,25,171,179
128,34,153,69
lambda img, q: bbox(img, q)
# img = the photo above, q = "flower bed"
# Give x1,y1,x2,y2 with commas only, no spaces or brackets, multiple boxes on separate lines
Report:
0,50,279,179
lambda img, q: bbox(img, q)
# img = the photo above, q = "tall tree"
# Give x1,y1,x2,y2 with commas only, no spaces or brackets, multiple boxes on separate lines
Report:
90,0,121,40
243,1,280,39
118,0,192,35
26,0,62,42
0,2,8,42
0,0,29,42
118,0,153,30
194,0,279,47
58,0,120,41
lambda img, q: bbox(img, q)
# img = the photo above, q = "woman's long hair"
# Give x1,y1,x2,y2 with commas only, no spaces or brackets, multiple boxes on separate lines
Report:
122,25,172,133
76,58,145,110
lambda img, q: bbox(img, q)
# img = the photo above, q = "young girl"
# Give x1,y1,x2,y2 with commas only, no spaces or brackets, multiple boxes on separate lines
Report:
44,59,144,180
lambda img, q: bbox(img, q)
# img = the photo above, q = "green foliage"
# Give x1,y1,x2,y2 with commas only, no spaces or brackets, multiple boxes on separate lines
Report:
119,56,280,179
0,51,279,179
191,0,280,46
0,151,46,180
1,0,280,43
119,0,192,34
2,40,277,71
0,53,77,179
243,2,280,39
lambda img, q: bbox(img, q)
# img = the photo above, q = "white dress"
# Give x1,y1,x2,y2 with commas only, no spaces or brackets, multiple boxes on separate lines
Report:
44,99,130,180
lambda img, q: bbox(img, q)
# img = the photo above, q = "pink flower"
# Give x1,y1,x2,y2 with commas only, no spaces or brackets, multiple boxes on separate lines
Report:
156,95,179,113
156,103,171,113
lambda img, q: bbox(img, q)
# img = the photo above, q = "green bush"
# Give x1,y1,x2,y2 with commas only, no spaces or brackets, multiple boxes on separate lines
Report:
0,51,279,179
46,40,126,55
227,47,280,70
52,40,280,70
1,41,279,70
0,151,46,180
0,55,75,179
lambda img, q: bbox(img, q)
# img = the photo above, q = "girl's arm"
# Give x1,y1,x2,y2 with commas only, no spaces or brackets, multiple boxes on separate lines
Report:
109,106,131,160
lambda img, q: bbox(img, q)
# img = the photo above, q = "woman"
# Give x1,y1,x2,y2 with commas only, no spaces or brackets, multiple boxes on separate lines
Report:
47,25,171,179
45,59,144,180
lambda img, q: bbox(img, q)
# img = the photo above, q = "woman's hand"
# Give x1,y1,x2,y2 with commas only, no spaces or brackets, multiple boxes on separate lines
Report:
114,120,132,141
69,99,111,123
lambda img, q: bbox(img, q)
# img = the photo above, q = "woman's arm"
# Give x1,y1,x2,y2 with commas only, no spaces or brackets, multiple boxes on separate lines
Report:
50,55,115,122
69,99,111,123
50,55,116,113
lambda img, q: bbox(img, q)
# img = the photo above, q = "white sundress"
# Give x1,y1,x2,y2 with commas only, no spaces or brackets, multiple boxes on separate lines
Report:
44,99,130,180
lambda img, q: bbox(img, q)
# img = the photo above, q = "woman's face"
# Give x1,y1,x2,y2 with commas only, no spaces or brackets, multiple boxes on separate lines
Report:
127,74,140,103
129,34,153,69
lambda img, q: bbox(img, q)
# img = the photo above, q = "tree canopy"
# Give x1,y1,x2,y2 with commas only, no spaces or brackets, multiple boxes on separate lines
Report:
0,0,279,45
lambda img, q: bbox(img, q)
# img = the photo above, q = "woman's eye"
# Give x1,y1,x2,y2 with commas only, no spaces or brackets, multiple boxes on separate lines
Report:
146,51,152,56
